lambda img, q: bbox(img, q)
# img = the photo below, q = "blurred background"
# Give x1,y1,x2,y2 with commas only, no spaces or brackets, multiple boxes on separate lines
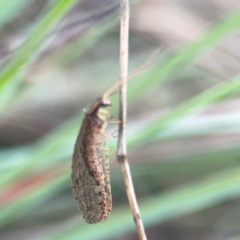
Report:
1,0,240,239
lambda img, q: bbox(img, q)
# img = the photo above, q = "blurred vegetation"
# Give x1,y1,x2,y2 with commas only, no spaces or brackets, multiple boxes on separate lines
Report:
1,0,240,240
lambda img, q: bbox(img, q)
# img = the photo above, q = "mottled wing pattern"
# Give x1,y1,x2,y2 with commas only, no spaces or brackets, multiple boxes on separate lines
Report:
71,116,112,224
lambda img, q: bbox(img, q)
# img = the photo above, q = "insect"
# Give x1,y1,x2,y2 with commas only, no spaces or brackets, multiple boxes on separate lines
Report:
71,50,159,224
71,93,113,224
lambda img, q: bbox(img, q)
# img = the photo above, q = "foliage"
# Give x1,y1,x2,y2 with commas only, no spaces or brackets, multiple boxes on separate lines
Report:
1,1,240,239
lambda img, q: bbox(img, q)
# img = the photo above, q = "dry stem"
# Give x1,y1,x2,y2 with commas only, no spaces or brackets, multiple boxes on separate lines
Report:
117,1,147,240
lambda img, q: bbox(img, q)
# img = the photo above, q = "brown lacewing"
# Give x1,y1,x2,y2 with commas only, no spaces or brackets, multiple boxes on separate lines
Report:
71,51,159,224
72,94,112,223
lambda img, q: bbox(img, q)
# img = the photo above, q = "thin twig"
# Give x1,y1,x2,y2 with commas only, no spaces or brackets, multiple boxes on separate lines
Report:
117,1,147,240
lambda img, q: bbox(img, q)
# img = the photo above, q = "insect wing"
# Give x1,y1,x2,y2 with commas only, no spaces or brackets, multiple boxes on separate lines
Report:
71,116,112,223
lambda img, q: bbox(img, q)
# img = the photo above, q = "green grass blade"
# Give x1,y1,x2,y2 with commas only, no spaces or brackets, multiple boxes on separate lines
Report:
0,0,78,111
128,7,240,98
36,168,240,240
131,75,240,144
0,170,69,227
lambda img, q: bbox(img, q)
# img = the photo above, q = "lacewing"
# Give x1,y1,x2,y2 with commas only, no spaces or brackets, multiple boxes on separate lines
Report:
72,95,112,224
